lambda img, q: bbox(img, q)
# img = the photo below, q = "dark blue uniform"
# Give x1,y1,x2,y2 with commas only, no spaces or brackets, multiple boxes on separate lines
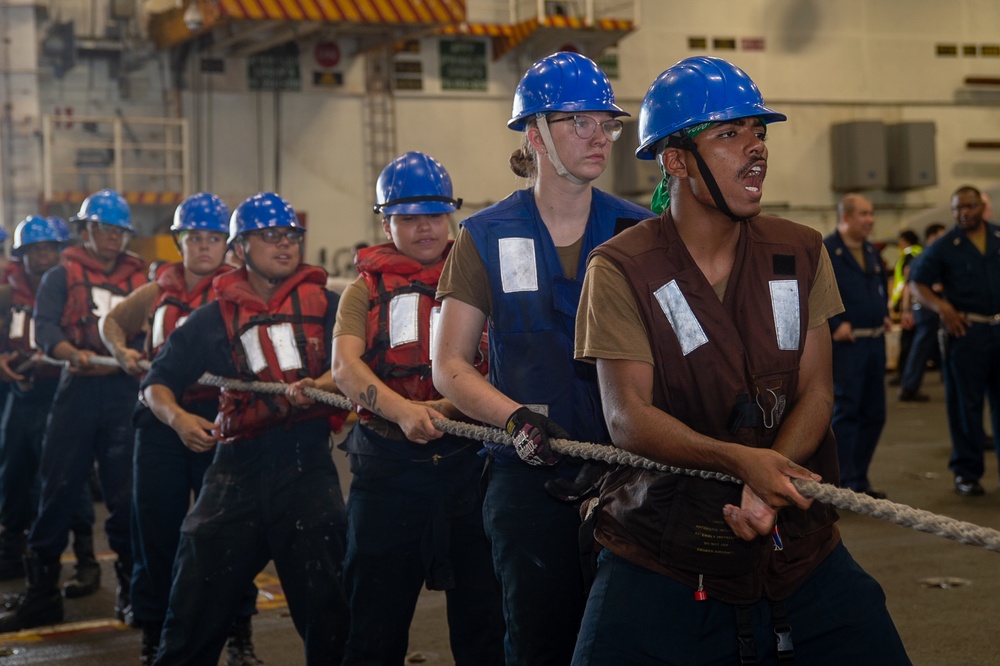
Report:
30,264,139,563
824,231,889,493
898,252,941,396
143,291,349,666
910,223,1000,484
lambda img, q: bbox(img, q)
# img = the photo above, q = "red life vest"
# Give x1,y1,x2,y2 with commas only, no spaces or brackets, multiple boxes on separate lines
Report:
355,241,487,419
214,264,335,443
5,261,61,382
147,261,233,404
58,246,147,353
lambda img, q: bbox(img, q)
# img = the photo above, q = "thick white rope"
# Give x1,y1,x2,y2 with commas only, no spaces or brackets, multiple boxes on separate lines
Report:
49,354,1000,553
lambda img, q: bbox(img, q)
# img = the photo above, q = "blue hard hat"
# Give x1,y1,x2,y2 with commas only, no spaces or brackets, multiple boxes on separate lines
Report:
70,189,134,231
635,56,786,160
508,52,627,131
171,192,231,234
374,152,462,216
12,215,68,255
46,217,72,242
228,192,303,244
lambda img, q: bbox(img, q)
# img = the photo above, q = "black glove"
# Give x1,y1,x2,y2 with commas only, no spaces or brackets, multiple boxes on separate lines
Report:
544,461,611,503
505,406,568,466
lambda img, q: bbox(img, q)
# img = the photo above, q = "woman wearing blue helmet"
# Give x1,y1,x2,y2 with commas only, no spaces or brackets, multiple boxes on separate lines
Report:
432,52,652,665
326,151,503,665
99,192,260,664
571,56,909,665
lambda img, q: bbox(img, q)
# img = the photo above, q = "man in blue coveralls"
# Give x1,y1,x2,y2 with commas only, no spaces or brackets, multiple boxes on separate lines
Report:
911,185,1000,496
824,193,892,498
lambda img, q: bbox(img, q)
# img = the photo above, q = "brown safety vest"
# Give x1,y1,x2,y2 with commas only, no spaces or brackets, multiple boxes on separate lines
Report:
591,212,840,605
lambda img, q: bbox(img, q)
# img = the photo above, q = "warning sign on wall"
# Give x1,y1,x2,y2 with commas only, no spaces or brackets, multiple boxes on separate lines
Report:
248,43,301,92
439,39,487,92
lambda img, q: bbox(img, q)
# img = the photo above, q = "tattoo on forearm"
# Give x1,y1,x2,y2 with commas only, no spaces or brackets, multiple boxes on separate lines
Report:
359,384,385,417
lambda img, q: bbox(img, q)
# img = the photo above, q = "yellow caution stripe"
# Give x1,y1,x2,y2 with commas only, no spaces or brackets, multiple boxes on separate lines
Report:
219,0,464,23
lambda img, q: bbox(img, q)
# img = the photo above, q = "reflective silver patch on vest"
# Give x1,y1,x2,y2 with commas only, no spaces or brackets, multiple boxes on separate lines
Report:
653,280,708,356
90,287,125,318
152,305,168,350
389,292,420,348
9,310,26,341
9,311,37,350
429,306,441,361
498,237,538,293
769,280,800,351
268,323,303,372
240,326,267,374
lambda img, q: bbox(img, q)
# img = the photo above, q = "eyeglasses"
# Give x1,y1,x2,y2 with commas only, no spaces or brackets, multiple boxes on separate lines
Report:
250,229,304,245
548,115,624,142
90,222,127,237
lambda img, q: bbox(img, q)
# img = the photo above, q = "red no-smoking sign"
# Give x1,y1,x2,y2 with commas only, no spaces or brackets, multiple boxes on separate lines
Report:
314,41,340,68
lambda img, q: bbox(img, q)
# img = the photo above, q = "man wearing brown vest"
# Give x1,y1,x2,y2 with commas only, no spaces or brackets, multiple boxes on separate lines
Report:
570,57,910,665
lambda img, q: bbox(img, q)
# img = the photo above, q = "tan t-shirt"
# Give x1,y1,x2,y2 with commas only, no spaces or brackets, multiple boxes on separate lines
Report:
575,244,844,365
332,276,369,340
436,227,586,316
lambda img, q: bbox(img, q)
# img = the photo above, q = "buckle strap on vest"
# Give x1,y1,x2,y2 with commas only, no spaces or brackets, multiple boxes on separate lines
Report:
736,605,757,666
770,599,795,664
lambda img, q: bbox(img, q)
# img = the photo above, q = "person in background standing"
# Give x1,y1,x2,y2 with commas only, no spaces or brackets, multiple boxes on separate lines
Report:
896,222,946,402
911,186,1000,497
825,193,893,498
889,229,921,388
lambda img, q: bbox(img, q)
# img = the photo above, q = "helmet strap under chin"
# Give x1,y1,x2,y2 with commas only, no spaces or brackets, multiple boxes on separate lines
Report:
668,135,744,222
535,114,588,187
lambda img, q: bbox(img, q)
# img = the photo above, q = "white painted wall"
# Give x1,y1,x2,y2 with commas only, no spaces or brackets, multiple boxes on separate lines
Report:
19,0,1000,266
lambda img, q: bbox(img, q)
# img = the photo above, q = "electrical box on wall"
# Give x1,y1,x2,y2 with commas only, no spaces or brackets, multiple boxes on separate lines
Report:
613,120,663,196
830,121,887,191
886,122,937,191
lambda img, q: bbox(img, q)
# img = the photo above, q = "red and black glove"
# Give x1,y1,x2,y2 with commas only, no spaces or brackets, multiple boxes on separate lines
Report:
505,406,568,466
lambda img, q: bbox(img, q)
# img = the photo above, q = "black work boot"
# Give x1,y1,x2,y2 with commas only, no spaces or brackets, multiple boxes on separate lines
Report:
0,552,64,632
62,532,100,598
0,531,26,581
225,615,264,666
140,620,163,665
113,557,134,626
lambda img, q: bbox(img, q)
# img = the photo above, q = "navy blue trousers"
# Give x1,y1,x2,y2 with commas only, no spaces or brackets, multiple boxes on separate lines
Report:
130,404,257,627
832,337,887,491
28,372,137,560
341,426,503,666
899,309,940,394
0,381,93,554
155,424,348,666
483,456,588,666
942,324,1000,481
572,542,911,665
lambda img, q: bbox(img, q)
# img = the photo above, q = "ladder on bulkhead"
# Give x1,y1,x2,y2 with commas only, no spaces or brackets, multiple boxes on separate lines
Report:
363,48,397,244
